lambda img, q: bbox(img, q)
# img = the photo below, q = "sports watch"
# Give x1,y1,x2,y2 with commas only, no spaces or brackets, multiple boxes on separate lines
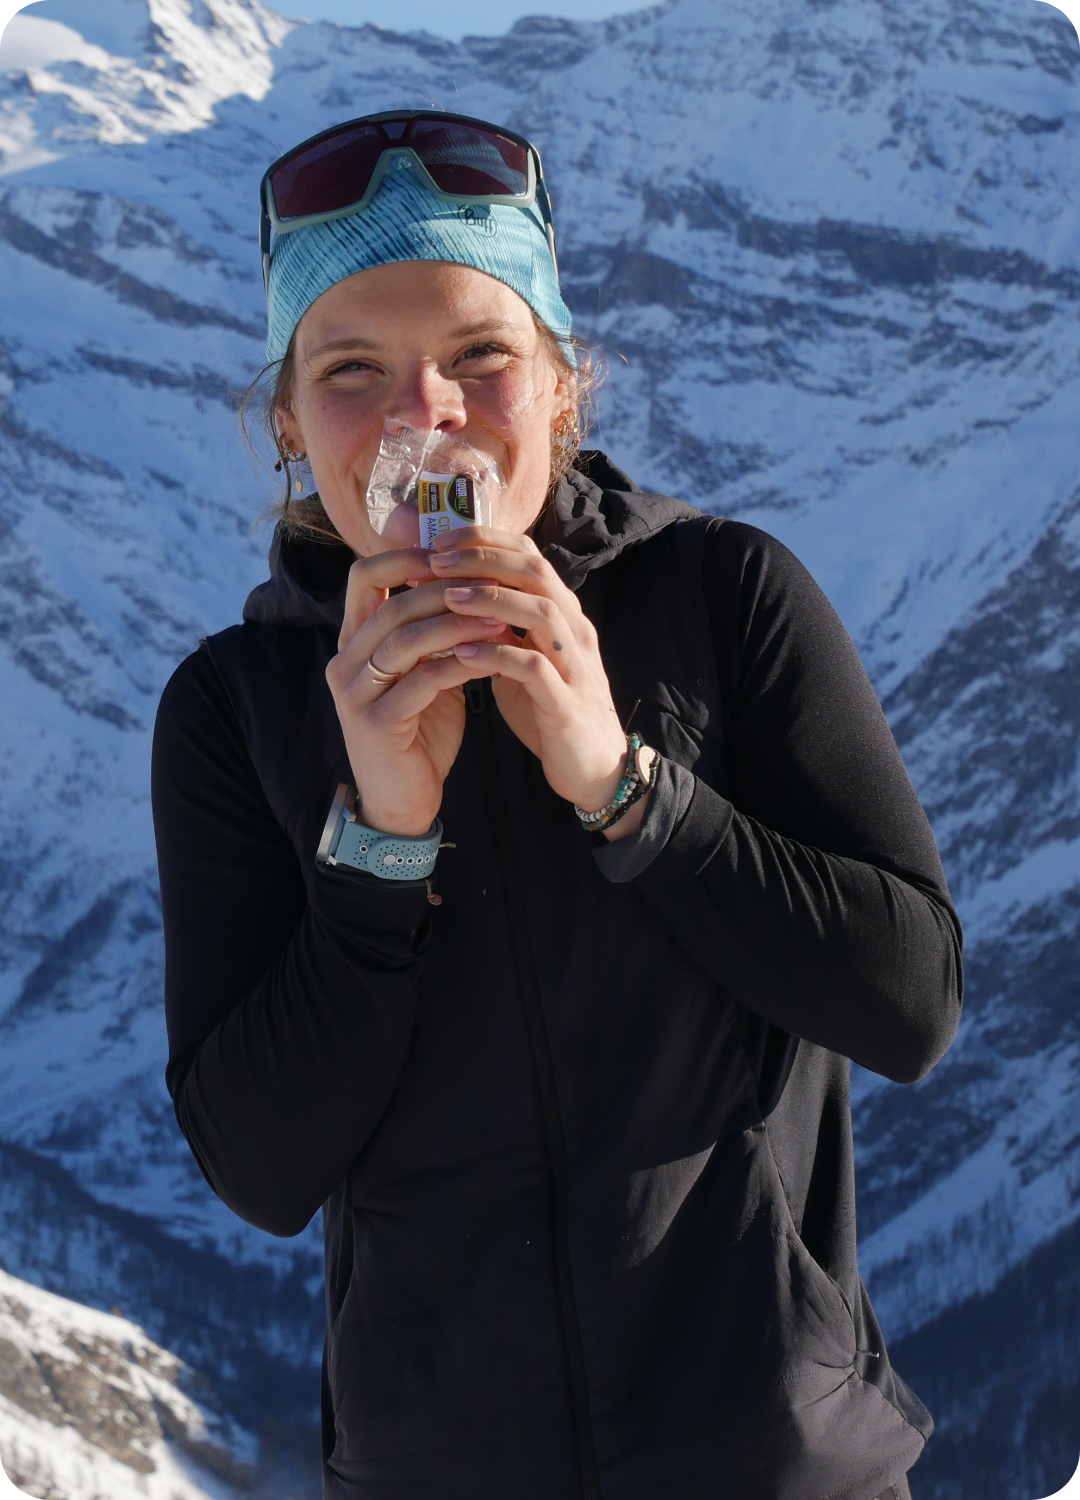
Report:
316,783,443,881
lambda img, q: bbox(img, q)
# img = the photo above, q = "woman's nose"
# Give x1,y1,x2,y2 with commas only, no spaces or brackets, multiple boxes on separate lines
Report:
390,363,467,433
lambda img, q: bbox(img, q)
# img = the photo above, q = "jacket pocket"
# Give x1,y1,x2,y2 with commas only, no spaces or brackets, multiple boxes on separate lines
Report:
744,1126,923,1498
759,1122,858,1380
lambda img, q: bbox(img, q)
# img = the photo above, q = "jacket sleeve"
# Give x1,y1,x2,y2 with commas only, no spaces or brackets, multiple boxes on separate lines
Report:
152,645,431,1237
624,521,962,1085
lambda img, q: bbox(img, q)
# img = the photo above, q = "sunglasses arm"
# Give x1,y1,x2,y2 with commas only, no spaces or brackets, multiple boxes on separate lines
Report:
536,177,559,281
260,206,273,296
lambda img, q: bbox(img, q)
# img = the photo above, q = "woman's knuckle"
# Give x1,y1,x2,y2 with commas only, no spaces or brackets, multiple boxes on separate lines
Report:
390,621,420,654
403,619,432,652
379,593,405,626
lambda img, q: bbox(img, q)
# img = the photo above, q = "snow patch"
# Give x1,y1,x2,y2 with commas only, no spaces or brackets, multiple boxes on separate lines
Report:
0,14,117,71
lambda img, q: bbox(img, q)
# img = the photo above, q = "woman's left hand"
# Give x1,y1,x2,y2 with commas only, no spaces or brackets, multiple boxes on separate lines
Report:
429,526,631,820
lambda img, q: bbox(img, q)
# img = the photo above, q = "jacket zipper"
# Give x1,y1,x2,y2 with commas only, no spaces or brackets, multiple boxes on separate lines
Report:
465,678,602,1500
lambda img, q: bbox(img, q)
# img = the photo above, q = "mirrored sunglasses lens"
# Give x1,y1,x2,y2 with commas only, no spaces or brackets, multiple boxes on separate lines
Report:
409,121,529,196
270,124,385,218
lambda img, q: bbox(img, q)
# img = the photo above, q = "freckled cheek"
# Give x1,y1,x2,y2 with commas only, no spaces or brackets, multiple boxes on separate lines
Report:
304,399,383,483
468,375,545,437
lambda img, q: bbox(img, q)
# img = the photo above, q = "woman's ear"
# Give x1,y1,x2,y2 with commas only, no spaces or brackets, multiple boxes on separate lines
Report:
552,372,576,425
276,400,303,454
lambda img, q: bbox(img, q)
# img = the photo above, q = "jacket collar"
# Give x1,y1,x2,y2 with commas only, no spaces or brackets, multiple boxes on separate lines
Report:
535,451,703,593
242,450,703,628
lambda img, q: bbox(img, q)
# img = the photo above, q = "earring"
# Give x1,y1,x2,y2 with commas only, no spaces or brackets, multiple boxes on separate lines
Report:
553,411,579,442
275,443,307,492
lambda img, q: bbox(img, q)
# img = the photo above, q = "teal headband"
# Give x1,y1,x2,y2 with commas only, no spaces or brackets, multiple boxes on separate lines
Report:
265,156,575,365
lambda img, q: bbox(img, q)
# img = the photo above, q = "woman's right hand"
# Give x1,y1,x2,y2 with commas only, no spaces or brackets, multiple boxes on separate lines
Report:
325,549,508,836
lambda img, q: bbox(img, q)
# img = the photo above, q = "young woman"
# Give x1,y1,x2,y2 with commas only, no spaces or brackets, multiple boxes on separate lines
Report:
152,111,963,1500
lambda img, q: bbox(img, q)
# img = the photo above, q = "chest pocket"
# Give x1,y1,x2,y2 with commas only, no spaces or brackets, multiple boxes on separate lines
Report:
580,517,801,1117
584,516,731,799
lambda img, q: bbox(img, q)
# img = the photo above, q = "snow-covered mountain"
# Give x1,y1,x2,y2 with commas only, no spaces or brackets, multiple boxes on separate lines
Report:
0,0,1078,1493
0,1258,322,1499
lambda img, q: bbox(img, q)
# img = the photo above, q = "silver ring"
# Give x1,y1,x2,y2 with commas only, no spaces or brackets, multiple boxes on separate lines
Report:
366,655,400,685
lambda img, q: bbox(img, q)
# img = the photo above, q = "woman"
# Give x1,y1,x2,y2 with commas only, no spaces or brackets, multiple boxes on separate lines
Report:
153,111,962,1500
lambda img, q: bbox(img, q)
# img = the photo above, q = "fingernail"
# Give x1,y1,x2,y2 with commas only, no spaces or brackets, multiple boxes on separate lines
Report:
430,551,459,568
444,587,474,601
477,617,502,626
455,643,481,657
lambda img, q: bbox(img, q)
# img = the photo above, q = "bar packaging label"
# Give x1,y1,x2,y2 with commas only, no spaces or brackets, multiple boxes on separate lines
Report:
418,471,479,548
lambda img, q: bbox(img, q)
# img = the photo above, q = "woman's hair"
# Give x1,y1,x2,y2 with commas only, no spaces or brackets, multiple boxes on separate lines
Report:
241,312,603,545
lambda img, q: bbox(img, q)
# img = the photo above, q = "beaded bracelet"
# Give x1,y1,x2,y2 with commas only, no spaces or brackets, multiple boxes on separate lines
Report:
574,732,657,833
598,771,652,832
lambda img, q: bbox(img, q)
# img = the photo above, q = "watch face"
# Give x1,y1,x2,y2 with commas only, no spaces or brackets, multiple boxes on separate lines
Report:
635,744,658,785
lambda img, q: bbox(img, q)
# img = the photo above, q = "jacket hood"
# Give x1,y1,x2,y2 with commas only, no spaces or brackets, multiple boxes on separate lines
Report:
243,450,704,629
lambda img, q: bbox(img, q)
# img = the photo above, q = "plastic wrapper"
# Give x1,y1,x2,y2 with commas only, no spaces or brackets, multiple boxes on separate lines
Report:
365,418,506,548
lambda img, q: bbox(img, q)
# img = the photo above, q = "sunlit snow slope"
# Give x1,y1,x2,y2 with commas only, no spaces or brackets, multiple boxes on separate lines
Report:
0,0,1078,1494
0,1262,255,1500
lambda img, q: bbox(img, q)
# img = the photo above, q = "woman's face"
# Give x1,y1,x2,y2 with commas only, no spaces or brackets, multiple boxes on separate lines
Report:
277,260,573,555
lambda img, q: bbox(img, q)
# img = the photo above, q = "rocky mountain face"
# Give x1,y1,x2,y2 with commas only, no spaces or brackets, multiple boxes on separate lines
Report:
0,1259,259,1500
0,0,1078,1494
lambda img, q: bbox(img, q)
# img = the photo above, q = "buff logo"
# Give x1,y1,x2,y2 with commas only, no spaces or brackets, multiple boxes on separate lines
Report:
456,203,497,235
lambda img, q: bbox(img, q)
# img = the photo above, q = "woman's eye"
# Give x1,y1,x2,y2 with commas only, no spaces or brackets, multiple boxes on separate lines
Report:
326,360,374,376
460,343,506,362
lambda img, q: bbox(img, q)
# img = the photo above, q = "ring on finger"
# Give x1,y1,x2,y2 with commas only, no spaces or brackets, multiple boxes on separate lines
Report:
366,655,401,685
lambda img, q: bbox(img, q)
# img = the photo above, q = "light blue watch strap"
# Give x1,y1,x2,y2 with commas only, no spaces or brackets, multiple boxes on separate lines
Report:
316,784,442,881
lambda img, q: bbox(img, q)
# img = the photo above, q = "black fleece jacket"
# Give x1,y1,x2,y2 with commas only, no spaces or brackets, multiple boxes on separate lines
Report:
153,452,961,1500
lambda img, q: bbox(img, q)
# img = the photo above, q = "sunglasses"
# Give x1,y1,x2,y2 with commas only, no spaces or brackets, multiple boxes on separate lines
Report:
259,110,558,293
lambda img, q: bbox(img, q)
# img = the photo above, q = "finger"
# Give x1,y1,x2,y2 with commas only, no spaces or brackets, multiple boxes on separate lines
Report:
450,639,569,706
372,611,508,679
365,652,490,724
339,547,436,648
431,524,541,557
434,549,592,653
328,616,502,714
339,575,501,674
442,585,575,671
429,543,580,623
429,530,549,577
